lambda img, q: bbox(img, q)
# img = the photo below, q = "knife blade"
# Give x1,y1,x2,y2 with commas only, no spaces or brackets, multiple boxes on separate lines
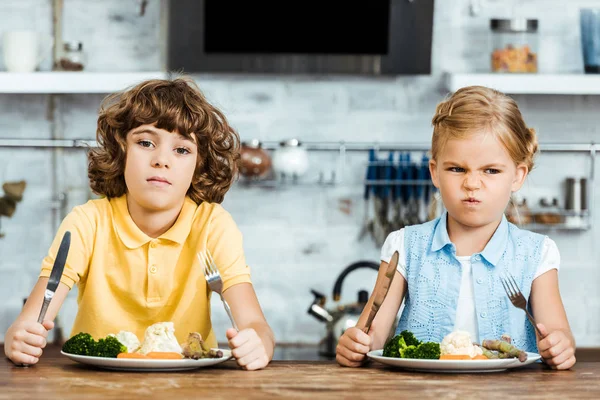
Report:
37,230,71,324
357,250,399,334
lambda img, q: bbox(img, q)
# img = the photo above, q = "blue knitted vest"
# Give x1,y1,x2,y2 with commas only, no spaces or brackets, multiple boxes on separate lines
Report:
395,213,544,352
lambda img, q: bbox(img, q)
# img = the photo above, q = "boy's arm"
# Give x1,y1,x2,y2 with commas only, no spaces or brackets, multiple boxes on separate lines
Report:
4,278,70,364
18,278,71,324
223,282,275,360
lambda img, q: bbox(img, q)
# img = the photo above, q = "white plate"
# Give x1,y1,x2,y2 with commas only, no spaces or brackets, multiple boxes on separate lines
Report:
61,350,232,372
367,350,542,373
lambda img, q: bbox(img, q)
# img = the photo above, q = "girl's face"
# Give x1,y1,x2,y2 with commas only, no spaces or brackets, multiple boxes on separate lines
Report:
429,132,527,230
124,124,198,211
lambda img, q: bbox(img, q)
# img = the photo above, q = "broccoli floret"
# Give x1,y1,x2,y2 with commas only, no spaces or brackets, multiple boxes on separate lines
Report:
62,332,96,356
383,334,406,357
90,336,127,358
414,342,441,359
397,341,441,359
383,331,441,359
399,330,420,347
400,345,418,358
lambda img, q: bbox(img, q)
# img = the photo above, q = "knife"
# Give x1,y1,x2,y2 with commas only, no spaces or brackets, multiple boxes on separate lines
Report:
357,250,399,334
37,230,71,324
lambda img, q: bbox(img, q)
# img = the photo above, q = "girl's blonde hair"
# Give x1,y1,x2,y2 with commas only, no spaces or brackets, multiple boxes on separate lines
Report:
431,85,538,172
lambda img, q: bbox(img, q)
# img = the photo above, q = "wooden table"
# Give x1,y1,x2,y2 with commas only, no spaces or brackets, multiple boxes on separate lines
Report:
2,346,600,400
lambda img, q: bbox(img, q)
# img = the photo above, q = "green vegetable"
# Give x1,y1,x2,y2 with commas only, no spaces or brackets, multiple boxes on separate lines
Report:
62,332,126,358
411,341,441,359
382,330,441,359
90,336,127,358
399,330,420,347
62,332,96,356
382,335,404,357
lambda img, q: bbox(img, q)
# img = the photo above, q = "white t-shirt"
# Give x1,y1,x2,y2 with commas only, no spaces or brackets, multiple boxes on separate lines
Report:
380,229,560,342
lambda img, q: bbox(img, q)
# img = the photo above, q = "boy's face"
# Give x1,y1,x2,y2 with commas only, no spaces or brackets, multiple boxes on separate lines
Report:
429,132,527,230
124,124,198,211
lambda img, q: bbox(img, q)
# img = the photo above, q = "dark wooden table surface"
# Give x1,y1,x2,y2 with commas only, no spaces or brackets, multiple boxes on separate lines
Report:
2,345,600,400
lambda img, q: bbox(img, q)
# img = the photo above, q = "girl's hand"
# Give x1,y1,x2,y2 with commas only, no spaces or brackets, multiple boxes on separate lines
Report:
4,319,54,365
226,328,270,371
336,327,372,368
537,323,576,370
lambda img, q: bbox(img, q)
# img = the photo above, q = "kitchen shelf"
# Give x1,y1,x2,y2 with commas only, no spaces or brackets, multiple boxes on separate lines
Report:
0,72,167,94
445,72,600,95
510,210,592,232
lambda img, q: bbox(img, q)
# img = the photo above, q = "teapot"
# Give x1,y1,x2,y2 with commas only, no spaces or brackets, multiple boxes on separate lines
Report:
307,260,379,358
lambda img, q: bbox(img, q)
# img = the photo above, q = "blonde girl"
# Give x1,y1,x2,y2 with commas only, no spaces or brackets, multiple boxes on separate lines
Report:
336,85,575,370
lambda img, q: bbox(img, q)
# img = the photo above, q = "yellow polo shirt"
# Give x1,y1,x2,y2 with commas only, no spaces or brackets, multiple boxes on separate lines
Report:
39,195,251,348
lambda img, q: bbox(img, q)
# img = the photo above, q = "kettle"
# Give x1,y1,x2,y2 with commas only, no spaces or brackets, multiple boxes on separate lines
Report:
307,260,379,358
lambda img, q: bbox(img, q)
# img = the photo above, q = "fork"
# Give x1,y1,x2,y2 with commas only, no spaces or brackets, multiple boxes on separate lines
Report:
500,272,544,338
198,250,239,331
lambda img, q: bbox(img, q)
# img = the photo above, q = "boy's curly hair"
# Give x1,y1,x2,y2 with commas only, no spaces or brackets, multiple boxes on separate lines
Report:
88,76,240,204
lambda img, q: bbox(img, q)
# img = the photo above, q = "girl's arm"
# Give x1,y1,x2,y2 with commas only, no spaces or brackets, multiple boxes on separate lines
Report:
223,282,275,366
355,264,407,350
530,269,576,369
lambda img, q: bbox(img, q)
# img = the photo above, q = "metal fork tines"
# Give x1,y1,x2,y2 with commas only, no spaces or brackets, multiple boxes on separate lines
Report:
198,250,239,331
500,272,543,338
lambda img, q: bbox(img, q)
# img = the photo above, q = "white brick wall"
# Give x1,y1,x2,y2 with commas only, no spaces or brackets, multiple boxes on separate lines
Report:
1,0,600,347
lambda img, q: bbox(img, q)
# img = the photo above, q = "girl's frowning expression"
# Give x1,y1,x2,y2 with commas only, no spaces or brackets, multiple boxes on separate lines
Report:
429,132,527,229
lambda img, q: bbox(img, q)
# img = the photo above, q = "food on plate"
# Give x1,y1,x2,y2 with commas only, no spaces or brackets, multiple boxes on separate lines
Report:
117,351,183,359
181,332,224,359
63,322,225,360
137,322,182,355
117,352,149,359
62,332,96,356
440,330,484,360
382,330,441,359
62,332,127,358
108,330,141,353
380,330,529,362
481,338,528,362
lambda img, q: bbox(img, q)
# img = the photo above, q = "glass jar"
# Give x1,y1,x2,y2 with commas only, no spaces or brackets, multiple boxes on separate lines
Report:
58,41,86,71
490,18,538,73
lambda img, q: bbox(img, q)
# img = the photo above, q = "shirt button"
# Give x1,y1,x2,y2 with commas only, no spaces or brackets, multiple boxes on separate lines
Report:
480,312,487,318
150,266,157,274
150,241,157,248
474,255,481,261
476,278,484,284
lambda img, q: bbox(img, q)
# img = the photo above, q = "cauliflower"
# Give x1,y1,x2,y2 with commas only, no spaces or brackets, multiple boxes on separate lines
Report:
137,322,182,355
108,331,141,353
440,330,483,358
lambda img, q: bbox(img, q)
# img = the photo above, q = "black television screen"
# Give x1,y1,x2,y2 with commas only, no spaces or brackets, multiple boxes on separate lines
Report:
204,1,390,55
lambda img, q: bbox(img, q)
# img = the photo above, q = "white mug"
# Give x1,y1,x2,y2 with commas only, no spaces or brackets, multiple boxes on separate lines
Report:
2,30,53,72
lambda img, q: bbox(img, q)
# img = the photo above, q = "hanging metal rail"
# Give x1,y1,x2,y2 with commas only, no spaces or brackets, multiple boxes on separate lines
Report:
0,139,596,153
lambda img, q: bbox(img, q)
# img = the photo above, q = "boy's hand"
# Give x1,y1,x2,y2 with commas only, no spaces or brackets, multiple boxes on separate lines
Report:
336,327,371,368
226,328,269,371
537,323,576,370
4,319,54,366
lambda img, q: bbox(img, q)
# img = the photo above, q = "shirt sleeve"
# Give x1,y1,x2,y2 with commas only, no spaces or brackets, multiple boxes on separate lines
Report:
39,204,96,289
380,228,407,279
206,205,252,292
533,236,560,280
